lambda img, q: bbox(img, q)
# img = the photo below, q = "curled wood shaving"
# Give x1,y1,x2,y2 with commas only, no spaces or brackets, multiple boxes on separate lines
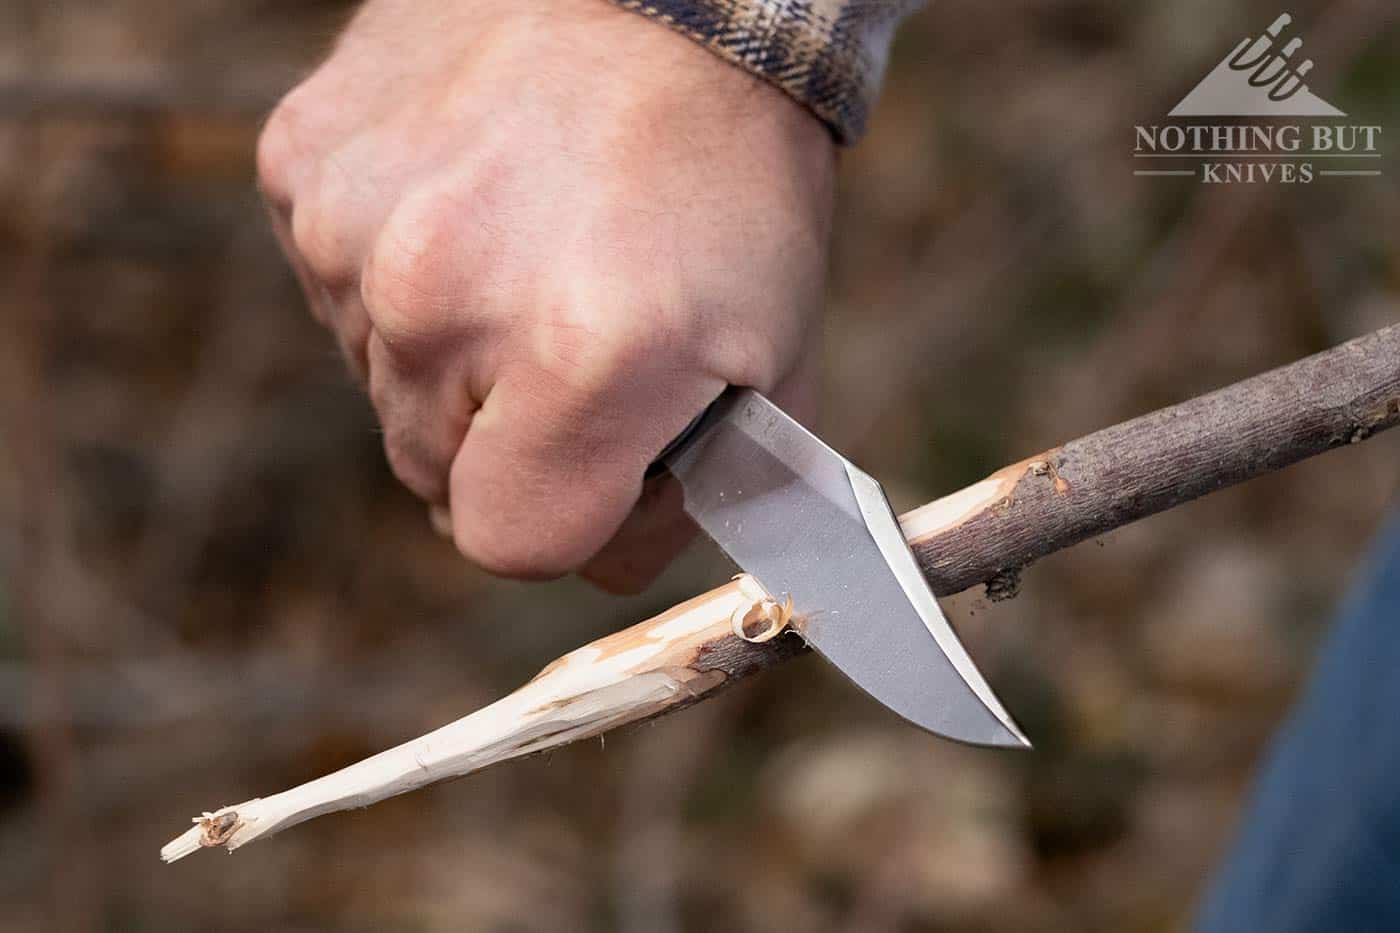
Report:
730,594,794,643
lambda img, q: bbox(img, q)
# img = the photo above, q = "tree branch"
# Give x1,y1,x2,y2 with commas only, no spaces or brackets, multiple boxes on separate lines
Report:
163,324,1400,861
901,323,1400,596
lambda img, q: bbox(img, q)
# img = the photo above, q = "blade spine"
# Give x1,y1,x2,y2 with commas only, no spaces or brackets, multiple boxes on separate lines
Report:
662,388,847,475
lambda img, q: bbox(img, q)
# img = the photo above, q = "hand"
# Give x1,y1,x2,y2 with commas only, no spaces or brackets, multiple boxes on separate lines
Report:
256,0,835,591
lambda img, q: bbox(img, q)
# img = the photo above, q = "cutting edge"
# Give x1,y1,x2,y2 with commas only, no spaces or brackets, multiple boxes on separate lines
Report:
843,462,1030,748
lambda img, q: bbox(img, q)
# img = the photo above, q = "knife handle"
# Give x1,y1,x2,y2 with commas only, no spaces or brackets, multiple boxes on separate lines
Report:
643,392,724,479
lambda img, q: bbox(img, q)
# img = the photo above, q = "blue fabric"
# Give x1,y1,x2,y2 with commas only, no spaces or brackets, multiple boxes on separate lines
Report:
1198,510,1400,932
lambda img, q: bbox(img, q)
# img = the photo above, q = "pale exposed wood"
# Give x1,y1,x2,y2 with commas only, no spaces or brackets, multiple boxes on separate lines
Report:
163,323,1400,861
161,574,798,861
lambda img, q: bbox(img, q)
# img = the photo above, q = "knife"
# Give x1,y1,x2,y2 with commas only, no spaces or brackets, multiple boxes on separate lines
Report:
662,387,1029,748
162,386,1031,862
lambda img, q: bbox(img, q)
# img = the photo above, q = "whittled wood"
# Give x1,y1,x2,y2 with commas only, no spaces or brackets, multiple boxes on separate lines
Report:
163,324,1400,861
161,575,800,861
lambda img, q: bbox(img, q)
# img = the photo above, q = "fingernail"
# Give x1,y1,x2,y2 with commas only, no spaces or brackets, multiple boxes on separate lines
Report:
428,505,454,539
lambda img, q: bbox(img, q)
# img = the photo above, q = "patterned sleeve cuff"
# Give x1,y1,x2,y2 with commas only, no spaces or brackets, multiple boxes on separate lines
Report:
606,0,919,144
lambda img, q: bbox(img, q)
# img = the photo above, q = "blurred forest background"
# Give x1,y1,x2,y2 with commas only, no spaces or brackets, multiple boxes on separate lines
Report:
2,0,1398,930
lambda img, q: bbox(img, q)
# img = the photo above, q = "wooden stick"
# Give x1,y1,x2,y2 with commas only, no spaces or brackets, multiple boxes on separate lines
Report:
162,324,1400,862
899,324,1400,597
161,575,803,862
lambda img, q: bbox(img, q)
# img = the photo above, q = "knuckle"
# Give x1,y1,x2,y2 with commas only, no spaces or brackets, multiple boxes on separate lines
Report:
365,359,393,414
256,93,315,208
730,326,785,390
362,195,463,344
255,119,293,207
538,304,672,402
288,168,357,287
704,301,792,392
380,428,445,504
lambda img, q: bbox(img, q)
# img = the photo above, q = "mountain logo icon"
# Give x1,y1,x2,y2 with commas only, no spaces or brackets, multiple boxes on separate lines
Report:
1169,13,1345,117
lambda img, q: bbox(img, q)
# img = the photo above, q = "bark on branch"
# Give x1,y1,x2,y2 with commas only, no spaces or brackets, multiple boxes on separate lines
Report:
163,324,1400,861
901,323,1400,596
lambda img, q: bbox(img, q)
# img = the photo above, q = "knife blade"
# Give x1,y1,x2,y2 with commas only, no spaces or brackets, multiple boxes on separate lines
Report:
664,388,1028,748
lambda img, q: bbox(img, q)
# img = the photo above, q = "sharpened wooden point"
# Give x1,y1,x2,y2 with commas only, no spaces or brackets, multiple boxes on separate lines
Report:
163,574,787,861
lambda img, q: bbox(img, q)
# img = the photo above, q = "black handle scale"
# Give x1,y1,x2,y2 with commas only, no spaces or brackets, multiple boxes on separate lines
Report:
643,404,715,480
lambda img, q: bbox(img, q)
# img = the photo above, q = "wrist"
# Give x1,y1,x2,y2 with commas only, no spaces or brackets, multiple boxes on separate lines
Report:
598,0,886,142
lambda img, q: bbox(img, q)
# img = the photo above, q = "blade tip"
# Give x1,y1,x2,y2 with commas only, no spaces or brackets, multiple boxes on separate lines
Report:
910,709,1033,749
998,731,1034,750
990,720,1033,750
943,709,1030,750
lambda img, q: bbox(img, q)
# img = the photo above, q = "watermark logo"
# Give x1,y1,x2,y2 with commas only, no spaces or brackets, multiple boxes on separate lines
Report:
1170,13,1343,116
1134,13,1382,183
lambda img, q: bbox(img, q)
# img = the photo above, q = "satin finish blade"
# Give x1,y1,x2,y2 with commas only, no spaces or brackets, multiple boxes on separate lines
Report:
665,389,1028,748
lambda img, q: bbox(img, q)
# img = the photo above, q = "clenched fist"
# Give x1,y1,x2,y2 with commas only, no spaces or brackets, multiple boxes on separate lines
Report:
257,0,835,591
